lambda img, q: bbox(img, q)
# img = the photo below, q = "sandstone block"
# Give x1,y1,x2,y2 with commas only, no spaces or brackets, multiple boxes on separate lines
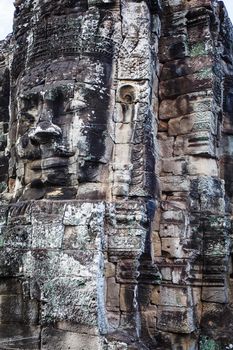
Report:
106,340,128,350
158,133,174,158
161,157,186,175
161,209,185,223
114,123,134,144
159,35,189,62
160,267,172,281
174,131,216,157
62,225,100,251
161,238,184,258
163,0,212,12
106,277,120,311
190,177,225,214
2,224,32,249
161,198,189,211
0,277,22,294
187,157,218,176
0,324,40,350
104,262,116,278
108,228,146,253
168,111,217,136
150,286,161,305
172,267,183,284
63,203,104,226
221,134,233,157
159,72,213,100
41,327,103,350
161,56,213,81
201,287,228,304
160,176,190,192
0,295,39,325
152,231,162,257
120,285,135,312
158,120,168,132
118,56,151,80
159,223,185,238
157,306,195,333
31,221,64,249
159,93,213,120
158,286,191,307
203,236,229,257
116,259,139,284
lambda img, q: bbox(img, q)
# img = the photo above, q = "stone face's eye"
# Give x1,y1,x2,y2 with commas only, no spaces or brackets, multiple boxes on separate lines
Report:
23,94,39,110
21,134,29,148
52,92,65,118
44,89,66,119
19,111,35,124
17,111,36,136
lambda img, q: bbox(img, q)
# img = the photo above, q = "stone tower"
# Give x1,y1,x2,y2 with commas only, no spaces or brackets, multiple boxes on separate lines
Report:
0,0,233,349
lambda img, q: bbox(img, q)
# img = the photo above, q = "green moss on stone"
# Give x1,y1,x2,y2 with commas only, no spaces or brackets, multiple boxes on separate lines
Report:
0,182,7,193
197,68,212,79
190,42,207,57
199,336,220,350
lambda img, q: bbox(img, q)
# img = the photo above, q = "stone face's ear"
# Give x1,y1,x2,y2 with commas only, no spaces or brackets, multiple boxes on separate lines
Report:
0,46,10,196
13,0,23,7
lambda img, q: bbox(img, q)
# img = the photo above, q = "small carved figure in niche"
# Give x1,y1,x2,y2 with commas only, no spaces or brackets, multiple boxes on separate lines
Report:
113,84,138,196
119,84,138,123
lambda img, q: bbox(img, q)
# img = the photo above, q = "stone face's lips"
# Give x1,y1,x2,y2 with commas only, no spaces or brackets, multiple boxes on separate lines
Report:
42,157,69,169
54,147,75,158
29,160,42,171
30,157,69,170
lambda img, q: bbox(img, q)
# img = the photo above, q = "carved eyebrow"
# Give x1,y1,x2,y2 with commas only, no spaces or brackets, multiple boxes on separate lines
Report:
20,95,40,109
20,82,75,98
75,100,87,107
20,90,42,101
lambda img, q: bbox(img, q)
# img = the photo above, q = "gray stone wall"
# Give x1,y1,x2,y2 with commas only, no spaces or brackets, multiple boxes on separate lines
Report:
0,0,233,349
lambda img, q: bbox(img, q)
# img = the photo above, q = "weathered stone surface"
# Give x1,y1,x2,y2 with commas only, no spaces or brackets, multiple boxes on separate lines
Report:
0,324,40,350
106,277,120,311
41,327,103,350
159,92,214,120
156,0,233,347
201,287,228,304
161,56,213,81
1,0,233,349
187,157,218,176
160,72,213,100
160,176,190,192
159,35,189,62
157,306,195,333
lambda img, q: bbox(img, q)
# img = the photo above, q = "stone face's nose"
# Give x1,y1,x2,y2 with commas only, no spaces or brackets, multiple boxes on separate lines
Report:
29,121,62,143
29,109,62,144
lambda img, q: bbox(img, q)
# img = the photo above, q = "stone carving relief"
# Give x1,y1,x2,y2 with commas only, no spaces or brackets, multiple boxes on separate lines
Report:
1,0,233,349
9,56,113,200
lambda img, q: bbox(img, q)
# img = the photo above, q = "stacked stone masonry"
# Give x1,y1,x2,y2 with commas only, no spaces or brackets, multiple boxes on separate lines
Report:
0,0,233,349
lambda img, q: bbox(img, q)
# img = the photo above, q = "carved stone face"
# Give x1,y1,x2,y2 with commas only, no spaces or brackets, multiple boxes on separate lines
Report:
8,1,122,200
10,56,113,200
